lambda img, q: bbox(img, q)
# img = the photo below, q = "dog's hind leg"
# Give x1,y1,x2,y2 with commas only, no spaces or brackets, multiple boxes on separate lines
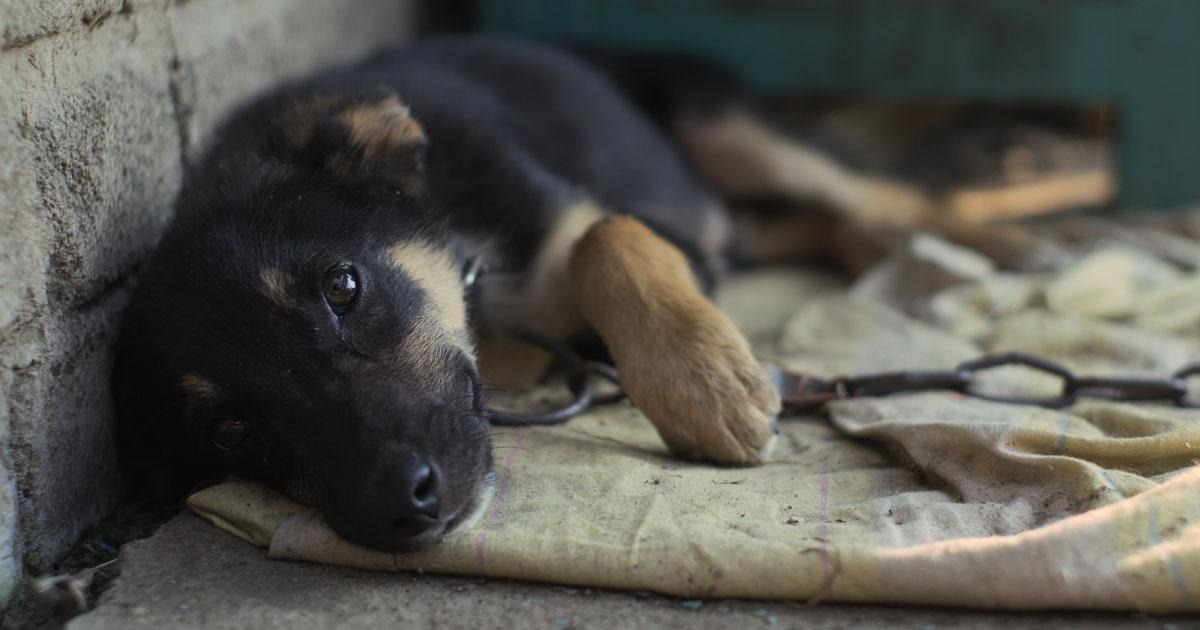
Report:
675,107,1067,272
569,215,780,465
674,107,935,230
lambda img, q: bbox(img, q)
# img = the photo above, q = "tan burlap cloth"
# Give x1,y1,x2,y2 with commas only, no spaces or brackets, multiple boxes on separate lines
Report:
188,232,1200,612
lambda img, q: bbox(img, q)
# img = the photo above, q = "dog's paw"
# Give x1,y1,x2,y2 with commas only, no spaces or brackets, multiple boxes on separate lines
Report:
619,299,781,466
569,215,780,465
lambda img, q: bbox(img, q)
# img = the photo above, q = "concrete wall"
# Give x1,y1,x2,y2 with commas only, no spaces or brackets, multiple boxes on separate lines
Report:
0,0,415,605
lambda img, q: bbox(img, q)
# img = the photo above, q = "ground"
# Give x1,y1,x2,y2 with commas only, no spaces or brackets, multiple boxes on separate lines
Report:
66,513,1196,629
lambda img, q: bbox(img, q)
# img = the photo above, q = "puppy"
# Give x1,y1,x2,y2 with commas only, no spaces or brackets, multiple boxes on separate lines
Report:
112,37,781,552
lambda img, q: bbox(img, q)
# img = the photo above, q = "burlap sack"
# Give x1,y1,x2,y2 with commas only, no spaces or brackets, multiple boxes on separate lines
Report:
188,235,1200,612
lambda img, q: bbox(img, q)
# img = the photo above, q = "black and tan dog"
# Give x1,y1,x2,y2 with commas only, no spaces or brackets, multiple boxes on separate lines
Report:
113,37,788,552
115,36,1051,552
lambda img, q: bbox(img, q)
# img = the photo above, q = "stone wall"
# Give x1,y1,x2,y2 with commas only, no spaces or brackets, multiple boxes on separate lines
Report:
0,0,415,604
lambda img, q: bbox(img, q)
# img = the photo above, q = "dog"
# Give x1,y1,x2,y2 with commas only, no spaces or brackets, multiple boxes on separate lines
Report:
113,37,789,552
114,36,1054,552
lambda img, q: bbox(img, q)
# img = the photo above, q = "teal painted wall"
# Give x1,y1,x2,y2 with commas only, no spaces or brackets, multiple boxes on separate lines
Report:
482,0,1200,210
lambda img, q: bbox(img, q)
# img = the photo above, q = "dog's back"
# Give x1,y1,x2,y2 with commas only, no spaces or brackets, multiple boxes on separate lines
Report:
198,37,726,273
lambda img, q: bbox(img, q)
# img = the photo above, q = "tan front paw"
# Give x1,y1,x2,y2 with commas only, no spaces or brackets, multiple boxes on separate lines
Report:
568,215,781,465
618,303,781,466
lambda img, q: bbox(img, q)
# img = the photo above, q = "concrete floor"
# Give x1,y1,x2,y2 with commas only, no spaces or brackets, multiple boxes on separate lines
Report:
70,513,1197,629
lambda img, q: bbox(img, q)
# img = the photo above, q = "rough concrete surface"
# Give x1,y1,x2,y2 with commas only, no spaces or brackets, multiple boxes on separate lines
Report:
0,0,414,605
0,0,124,50
72,514,1199,629
1,8,182,584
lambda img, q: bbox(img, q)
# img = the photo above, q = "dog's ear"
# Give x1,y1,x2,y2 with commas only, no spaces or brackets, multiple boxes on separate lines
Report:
273,88,428,196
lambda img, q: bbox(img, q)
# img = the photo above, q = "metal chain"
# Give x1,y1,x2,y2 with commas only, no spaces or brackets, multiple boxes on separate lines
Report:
769,352,1200,414
461,256,625,426
484,344,1200,426
482,330,624,426
462,257,1200,425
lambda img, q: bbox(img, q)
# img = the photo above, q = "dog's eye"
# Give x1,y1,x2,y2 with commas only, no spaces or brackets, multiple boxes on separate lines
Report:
211,417,252,451
322,264,359,310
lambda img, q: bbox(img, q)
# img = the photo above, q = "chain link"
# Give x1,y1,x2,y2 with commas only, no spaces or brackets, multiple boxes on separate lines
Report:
462,257,627,426
480,329,625,426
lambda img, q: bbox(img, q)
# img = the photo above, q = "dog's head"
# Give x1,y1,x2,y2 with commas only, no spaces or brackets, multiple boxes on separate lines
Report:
113,89,494,551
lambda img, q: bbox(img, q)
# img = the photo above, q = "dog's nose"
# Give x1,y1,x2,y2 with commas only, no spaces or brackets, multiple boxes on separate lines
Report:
391,453,443,537
323,446,451,550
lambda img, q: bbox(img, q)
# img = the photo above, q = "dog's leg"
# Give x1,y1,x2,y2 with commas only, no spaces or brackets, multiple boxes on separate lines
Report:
570,215,780,465
674,107,934,227
678,108,1069,272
